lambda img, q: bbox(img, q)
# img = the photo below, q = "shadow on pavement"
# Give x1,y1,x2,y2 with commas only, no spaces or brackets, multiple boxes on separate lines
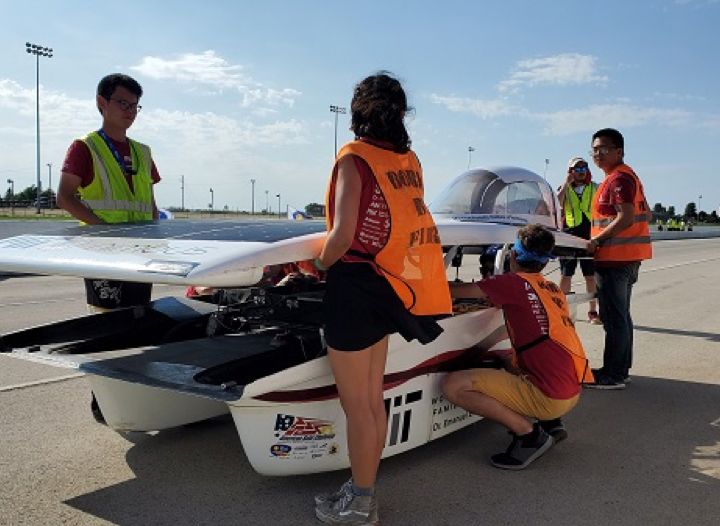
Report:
65,376,720,526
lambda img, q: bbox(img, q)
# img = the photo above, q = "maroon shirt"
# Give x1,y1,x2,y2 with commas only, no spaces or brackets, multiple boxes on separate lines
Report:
595,172,635,216
62,138,161,193
327,139,393,267
479,273,580,399
595,171,638,266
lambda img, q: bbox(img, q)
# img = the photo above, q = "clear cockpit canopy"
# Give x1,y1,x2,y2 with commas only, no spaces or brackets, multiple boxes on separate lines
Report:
429,167,561,230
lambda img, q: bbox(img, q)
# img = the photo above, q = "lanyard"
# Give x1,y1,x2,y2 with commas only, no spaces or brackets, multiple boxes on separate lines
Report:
97,129,137,175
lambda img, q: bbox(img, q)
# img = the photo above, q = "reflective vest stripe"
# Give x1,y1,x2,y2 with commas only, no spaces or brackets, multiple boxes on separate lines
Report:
81,199,153,212
592,213,651,227
600,235,652,247
84,138,114,201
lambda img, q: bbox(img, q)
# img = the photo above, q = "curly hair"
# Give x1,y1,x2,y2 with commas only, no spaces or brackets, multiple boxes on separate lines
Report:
516,224,555,272
350,72,411,152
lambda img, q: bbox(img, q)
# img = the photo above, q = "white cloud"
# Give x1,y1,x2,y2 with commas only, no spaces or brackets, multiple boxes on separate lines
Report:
534,104,694,135
497,53,607,93
130,51,301,108
429,94,518,119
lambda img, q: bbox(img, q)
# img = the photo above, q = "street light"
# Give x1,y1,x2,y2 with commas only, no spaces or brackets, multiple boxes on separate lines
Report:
276,193,281,219
250,178,256,215
46,162,52,207
698,194,703,220
26,41,53,214
209,187,214,210
265,190,269,214
6,179,14,213
180,175,185,211
543,158,549,181
467,146,475,170
329,105,347,157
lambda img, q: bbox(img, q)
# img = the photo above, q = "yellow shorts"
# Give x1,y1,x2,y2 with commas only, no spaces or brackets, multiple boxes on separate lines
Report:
469,368,579,420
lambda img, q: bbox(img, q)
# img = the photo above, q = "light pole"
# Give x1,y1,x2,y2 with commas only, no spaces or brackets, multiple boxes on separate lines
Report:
543,158,549,181
467,146,475,170
698,194,703,222
265,190,269,214
329,105,347,157
7,179,14,215
209,188,214,211
276,193,281,219
46,163,52,207
26,42,53,214
180,175,185,211
250,178,256,215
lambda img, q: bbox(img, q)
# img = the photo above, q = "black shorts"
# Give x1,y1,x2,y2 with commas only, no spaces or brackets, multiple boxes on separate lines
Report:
84,278,153,309
322,261,444,352
559,257,595,277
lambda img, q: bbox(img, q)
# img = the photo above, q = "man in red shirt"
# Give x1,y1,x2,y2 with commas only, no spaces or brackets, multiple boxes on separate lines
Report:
58,73,161,311
58,73,161,423
443,224,592,470
584,128,652,389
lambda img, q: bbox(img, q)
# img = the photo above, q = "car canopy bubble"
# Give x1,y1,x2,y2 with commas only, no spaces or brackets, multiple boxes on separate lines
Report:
430,166,560,229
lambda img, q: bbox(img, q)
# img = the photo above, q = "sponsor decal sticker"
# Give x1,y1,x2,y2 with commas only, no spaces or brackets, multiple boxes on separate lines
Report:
270,444,292,457
274,414,336,442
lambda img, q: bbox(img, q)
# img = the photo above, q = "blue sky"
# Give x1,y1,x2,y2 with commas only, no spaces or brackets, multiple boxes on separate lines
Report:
1,0,719,214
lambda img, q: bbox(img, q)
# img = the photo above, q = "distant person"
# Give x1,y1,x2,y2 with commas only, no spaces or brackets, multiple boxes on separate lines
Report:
557,157,600,324
57,73,161,421
585,128,652,389
313,72,452,525
443,224,593,470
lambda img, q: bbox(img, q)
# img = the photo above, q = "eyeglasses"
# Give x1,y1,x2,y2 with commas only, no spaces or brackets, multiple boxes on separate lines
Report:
589,146,617,156
110,98,142,112
572,166,589,174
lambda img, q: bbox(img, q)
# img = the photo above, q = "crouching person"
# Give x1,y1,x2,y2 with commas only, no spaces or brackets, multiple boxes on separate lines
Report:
442,224,594,470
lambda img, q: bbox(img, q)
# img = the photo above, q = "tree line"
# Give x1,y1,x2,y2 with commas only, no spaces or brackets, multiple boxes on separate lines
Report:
652,202,718,224
2,185,56,208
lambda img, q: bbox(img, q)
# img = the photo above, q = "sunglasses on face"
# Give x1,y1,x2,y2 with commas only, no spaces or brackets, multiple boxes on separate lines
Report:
572,166,589,174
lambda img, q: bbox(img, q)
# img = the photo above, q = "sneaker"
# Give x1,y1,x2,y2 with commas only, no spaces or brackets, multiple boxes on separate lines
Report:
539,418,568,443
490,424,554,470
315,482,378,525
584,371,626,390
314,478,352,506
587,311,602,325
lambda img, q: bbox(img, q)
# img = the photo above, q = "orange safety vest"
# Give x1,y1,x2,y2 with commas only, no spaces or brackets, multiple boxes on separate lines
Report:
591,164,652,262
515,273,594,384
324,140,452,316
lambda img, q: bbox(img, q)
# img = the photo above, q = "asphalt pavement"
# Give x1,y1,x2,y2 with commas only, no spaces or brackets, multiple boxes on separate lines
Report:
0,230,719,525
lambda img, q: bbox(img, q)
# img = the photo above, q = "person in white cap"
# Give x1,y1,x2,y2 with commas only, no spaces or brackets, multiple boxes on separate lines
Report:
557,157,600,324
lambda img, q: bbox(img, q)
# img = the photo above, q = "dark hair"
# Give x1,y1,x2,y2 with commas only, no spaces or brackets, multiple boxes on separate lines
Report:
592,128,624,149
516,224,555,272
97,73,143,114
350,71,411,152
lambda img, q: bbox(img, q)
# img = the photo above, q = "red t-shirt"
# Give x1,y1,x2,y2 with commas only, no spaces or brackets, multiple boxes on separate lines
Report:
595,171,638,266
478,273,580,399
62,138,161,193
327,139,392,266
595,172,635,216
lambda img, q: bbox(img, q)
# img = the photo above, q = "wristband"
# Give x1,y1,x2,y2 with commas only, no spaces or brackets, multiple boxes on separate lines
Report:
313,258,327,271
